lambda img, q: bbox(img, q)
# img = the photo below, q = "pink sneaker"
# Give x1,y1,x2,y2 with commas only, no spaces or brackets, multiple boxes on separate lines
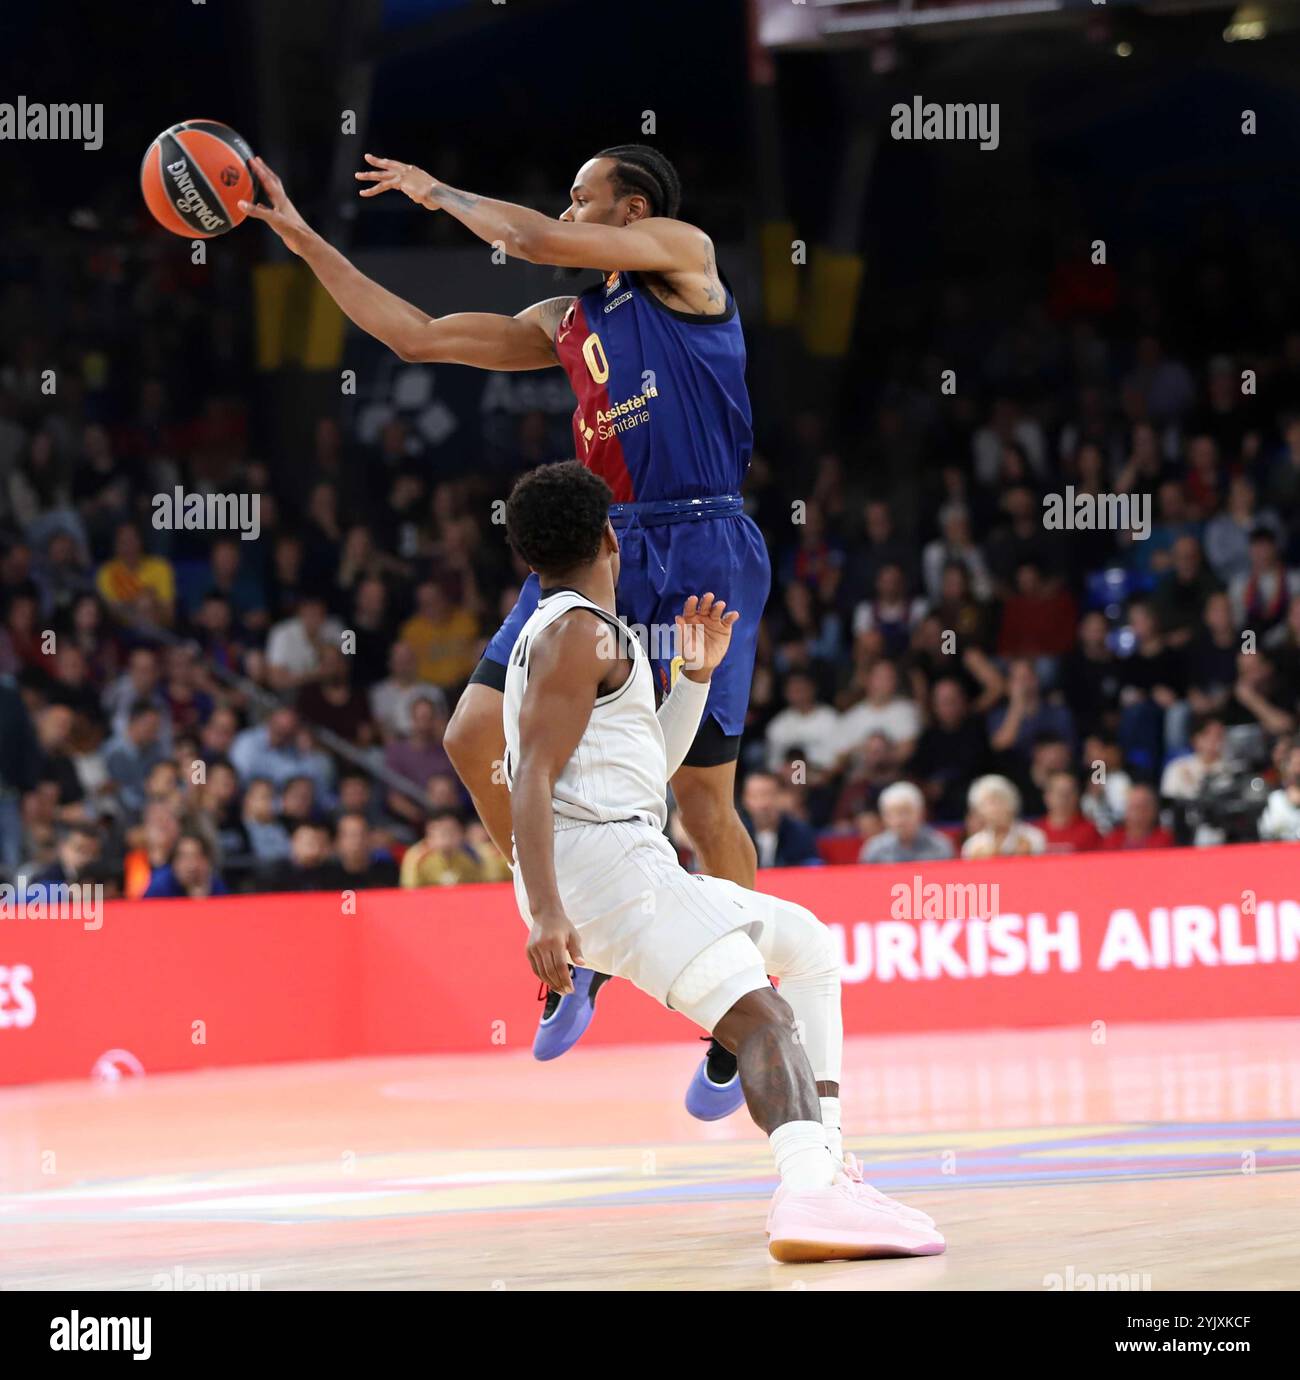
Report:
764,1155,937,1234
840,1153,937,1230
767,1179,946,1263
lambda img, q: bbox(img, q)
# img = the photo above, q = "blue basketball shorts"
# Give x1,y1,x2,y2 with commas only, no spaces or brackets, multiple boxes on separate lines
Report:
472,496,770,764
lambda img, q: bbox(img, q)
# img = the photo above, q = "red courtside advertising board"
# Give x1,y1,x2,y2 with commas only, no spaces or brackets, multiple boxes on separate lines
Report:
1,844,1298,1085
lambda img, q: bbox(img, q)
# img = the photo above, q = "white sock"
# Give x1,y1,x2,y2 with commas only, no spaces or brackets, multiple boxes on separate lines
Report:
770,1120,837,1190
820,1096,843,1162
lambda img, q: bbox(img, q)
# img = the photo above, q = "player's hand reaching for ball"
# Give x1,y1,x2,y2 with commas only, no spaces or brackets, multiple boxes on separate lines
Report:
239,156,315,257
676,593,739,681
526,911,585,995
355,155,439,210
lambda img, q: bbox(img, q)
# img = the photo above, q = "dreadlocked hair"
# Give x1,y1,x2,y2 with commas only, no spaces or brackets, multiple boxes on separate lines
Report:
595,144,682,219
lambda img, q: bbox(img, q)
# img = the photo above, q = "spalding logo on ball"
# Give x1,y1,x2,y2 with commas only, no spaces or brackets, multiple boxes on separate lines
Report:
140,118,259,237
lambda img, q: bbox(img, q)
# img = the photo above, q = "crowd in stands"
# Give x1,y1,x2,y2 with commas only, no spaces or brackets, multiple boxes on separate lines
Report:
725,385,1300,864
5,207,1300,899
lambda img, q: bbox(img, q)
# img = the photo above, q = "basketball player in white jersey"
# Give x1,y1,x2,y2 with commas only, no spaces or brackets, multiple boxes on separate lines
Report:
501,461,944,1261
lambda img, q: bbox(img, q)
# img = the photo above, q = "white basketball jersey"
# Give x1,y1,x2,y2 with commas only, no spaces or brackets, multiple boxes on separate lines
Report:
502,587,669,830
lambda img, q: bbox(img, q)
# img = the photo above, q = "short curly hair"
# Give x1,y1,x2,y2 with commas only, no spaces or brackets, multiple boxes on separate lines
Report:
505,461,612,577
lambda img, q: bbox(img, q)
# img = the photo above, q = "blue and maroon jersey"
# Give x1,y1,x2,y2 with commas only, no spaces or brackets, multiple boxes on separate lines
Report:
552,270,752,502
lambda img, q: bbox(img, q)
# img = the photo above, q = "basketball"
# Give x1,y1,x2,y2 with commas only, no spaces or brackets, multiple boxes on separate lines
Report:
139,118,257,238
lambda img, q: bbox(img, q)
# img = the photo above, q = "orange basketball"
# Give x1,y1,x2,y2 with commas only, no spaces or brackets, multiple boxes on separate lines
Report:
140,119,258,238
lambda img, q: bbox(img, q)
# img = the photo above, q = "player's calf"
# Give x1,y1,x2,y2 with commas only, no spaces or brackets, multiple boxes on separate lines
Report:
712,987,822,1133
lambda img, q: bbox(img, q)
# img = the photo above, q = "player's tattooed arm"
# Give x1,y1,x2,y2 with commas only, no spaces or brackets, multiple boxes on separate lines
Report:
431,184,479,213
397,296,574,371
358,154,554,255
644,239,727,317
513,613,612,994
244,157,558,371
701,248,725,308
519,296,577,362
402,300,574,370
435,184,698,273
356,154,702,272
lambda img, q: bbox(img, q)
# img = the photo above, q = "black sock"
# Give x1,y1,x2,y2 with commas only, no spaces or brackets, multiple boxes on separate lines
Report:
705,1036,738,1083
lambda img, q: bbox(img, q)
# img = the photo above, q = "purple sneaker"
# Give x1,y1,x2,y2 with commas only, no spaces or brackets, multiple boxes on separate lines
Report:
532,967,610,1061
685,1037,745,1120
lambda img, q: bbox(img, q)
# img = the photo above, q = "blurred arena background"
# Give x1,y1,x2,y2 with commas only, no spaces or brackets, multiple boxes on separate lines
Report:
1,0,1298,1296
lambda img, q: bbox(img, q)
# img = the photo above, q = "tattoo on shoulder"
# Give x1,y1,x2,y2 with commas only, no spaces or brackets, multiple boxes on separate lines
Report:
537,296,576,354
702,249,724,308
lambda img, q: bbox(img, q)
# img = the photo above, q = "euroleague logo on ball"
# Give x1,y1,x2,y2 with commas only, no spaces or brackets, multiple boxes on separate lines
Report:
220,164,240,187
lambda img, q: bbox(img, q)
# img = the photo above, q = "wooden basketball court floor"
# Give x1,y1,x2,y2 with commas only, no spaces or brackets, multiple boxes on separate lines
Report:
2,1017,1297,1291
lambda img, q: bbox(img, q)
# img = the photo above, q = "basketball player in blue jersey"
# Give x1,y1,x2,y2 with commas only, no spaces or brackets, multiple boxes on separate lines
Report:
241,146,771,1119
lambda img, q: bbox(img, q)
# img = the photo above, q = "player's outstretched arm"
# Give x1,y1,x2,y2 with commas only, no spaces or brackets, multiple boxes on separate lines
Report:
390,297,574,368
356,154,705,273
512,613,609,993
240,157,568,369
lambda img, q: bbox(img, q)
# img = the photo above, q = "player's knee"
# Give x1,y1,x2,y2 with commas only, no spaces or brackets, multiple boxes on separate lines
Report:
786,904,839,980
713,986,796,1055
668,930,766,1035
